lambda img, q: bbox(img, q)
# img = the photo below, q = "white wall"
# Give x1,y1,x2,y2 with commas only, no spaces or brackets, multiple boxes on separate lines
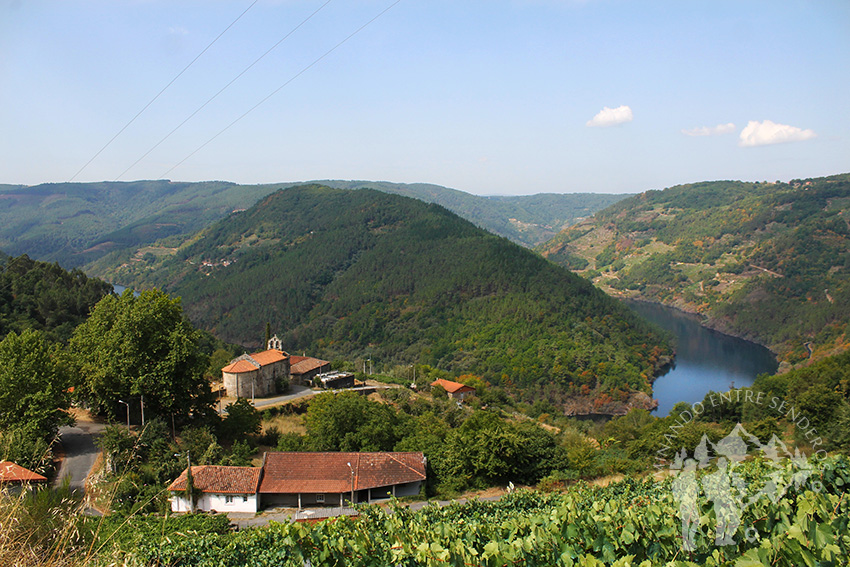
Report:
170,492,258,513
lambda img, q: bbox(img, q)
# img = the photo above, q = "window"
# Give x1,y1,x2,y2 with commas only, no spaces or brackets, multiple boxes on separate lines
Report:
242,495,248,502
225,495,234,504
316,494,325,503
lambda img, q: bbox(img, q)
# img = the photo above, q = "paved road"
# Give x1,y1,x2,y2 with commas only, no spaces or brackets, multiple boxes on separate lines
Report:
55,420,106,493
252,385,317,408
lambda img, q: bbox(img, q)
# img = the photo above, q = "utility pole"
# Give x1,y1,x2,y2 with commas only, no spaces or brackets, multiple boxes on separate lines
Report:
347,461,354,507
118,399,130,427
140,395,145,427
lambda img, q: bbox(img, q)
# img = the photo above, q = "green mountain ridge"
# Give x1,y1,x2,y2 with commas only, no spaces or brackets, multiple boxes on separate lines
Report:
103,184,669,412
313,180,628,246
0,180,627,269
538,173,850,366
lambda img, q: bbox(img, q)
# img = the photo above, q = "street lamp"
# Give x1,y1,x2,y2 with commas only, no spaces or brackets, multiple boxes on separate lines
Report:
118,399,130,427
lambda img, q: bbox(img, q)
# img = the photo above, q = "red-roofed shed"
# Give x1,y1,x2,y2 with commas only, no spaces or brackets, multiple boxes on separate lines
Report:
431,378,475,401
0,461,47,484
261,451,426,509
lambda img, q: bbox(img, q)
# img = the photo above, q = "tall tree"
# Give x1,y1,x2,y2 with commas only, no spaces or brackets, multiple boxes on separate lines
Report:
0,329,73,470
69,289,214,425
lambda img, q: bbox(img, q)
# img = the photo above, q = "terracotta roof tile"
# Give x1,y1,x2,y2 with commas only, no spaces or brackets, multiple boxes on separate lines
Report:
222,359,259,373
167,465,261,494
251,349,288,366
290,357,330,375
431,378,474,394
0,461,47,483
222,349,288,374
259,452,425,494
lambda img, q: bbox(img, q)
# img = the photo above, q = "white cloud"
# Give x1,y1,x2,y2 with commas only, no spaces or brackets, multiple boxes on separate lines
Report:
586,105,633,127
682,123,736,137
168,26,189,36
738,120,816,147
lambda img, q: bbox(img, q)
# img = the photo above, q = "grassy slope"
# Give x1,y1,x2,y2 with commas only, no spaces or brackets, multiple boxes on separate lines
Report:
539,173,850,365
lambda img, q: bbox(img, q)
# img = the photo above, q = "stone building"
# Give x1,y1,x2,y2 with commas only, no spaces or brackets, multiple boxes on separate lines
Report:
221,335,290,398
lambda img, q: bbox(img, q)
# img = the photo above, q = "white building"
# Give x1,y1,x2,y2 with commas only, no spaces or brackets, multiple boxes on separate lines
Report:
167,465,262,514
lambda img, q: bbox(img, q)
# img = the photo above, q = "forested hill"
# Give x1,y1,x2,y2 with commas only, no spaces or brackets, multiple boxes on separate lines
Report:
0,180,625,269
106,185,670,410
0,180,283,267
0,254,113,343
314,180,628,246
538,173,850,366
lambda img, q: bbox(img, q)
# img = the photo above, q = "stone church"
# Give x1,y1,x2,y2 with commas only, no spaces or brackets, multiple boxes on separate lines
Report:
221,335,290,398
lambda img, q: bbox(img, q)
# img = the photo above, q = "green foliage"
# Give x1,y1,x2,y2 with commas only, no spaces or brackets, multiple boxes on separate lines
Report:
126,456,850,567
0,329,72,471
114,185,669,407
220,397,262,442
68,289,214,425
0,329,72,438
304,391,408,452
97,424,138,475
0,254,111,343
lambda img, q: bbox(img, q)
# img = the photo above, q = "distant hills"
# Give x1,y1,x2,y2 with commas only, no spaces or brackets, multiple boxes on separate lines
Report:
314,180,628,246
538,173,850,366
0,180,627,269
98,184,669,411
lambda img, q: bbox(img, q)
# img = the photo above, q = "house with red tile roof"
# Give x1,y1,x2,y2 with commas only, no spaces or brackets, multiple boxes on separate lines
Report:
221,335,290,398
0,461,47,485
167,452,426,513
431,378,475,401
260,451,426,509
167,465,262,513
289,355,331,386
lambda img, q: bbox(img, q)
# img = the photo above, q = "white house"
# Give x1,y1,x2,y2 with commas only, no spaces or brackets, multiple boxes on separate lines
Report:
167,452,426,513
167,465,262,513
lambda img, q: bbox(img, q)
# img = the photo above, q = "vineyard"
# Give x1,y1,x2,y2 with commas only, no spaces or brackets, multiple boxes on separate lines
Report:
126,456,850,566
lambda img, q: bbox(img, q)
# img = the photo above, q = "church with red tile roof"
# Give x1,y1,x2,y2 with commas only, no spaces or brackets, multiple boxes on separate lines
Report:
221,335,290,398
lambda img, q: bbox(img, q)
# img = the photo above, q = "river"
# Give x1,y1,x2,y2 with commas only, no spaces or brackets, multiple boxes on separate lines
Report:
626,301,778,416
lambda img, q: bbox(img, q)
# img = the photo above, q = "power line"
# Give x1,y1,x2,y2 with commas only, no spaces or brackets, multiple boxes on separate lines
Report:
69,0,259,182
160,0,403,180
115,0,335,181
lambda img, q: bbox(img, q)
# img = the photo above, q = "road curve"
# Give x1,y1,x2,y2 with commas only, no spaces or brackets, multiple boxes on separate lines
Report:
55,420,106,493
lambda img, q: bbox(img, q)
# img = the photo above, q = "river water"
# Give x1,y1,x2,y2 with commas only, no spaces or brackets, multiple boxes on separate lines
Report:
626,301,778,416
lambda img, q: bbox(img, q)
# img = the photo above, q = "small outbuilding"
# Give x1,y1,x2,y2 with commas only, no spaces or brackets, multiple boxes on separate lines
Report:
290,356,331,386
0,461,47,488
260,451,426,509
431,378,475,401
316,371,355,390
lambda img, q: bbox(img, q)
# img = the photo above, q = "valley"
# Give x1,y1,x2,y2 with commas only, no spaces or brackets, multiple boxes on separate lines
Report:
539,174,850,367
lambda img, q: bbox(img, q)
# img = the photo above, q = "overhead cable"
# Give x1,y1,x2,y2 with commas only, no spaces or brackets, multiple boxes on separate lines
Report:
160,0,403,180
69,0,259,182
116,0,336,181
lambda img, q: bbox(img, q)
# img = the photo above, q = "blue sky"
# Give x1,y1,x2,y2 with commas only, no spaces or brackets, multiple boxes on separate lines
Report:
1,0,847,195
